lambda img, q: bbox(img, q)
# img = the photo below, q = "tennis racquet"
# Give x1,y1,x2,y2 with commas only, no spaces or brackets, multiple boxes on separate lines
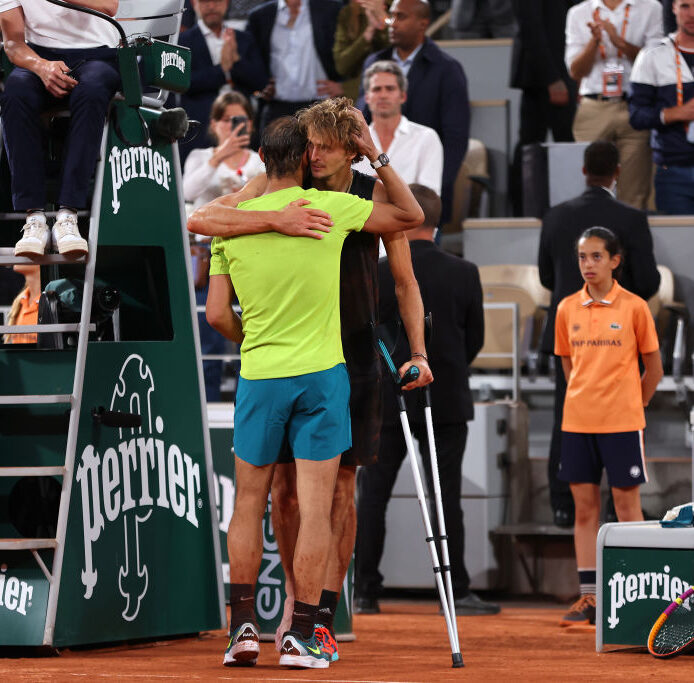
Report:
648,586,694,658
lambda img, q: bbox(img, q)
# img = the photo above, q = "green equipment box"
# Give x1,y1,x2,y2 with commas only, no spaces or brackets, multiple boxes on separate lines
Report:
597,521,694,651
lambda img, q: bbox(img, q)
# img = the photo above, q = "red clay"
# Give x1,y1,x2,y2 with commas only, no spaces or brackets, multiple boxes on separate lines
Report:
0,601,691,681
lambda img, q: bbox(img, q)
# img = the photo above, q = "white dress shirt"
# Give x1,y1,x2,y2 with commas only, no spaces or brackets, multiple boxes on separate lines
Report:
198,18,239,68
352,115,443,194
271,0,327,102
0,0,120,48
183,147,265,209
565,0,663,95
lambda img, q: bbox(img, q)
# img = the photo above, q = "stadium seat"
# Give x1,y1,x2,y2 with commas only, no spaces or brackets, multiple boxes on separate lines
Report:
441,138,490,238
472,283,537,371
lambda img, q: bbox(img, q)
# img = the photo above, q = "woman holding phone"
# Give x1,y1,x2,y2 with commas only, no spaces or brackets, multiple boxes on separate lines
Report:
183,90,265,210
555,226,663,629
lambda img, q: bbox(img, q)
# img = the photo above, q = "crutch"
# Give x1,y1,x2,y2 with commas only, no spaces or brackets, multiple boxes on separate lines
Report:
373,331,464,668
420,313,462,664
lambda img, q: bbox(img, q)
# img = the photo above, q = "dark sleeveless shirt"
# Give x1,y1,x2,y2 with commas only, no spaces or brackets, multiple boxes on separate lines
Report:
340,170,380,376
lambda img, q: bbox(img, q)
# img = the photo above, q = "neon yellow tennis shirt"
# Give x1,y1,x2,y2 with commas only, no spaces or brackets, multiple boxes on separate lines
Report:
209,186,373,379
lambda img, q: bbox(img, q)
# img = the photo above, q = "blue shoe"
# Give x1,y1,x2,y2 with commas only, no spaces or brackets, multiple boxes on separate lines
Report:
223,622,259,666
279,630,330,668
314,624,339,662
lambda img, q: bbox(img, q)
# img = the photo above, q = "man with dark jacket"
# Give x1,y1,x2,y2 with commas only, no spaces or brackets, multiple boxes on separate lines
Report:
178,0,267,163
358,0,469,224
355,184,499,616
538,140,661,527
246,0,344,134
509,0,578,215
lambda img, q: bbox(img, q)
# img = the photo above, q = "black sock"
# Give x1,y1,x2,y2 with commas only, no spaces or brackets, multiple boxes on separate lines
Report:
290,600,318,641
317,590,338,631
229,583,256,631
578,569,596,596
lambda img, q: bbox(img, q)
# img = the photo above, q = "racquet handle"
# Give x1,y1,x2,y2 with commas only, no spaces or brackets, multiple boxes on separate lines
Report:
400,365,420,386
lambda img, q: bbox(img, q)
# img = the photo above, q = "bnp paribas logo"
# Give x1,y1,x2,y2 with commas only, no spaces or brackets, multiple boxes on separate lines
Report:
607,566,692,629
108,145,172,215
76,354,202,622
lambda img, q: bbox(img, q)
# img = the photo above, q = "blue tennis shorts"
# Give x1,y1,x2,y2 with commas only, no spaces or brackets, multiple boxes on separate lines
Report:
559,431,648,488
234,363,351,466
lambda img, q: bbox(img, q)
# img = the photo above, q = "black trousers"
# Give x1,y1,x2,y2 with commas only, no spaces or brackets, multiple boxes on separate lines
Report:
548,356,574,512
0,45,120,211
355,421,470,599
510,84,577,215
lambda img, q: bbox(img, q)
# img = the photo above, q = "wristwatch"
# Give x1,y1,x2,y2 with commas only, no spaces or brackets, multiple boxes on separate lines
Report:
370,152,390,170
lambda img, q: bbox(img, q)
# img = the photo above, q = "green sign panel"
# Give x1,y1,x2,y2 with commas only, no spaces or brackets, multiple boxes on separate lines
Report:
209,421,354,638
0,555,50,646
602,547,694,646
49,103,223,646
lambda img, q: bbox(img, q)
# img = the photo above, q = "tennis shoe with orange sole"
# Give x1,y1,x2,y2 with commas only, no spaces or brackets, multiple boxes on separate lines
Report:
314,624,339,662
560,593,596,628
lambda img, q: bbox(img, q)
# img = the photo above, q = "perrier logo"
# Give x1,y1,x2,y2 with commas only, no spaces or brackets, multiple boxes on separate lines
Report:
76,354,202,622
108,145,172,215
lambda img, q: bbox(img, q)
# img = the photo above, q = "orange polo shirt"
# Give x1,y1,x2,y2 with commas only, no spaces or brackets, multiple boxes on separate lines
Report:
555,281,659,433
10,289,39,344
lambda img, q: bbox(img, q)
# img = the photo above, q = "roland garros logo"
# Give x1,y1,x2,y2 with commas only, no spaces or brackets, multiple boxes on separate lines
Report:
108,146,172,215
76,354,202,622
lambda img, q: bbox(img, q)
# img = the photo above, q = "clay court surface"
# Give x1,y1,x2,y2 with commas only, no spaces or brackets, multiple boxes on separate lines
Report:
1,600,692,681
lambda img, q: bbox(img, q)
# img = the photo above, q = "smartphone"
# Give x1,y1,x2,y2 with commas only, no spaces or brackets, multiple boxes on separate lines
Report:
231,115,248,137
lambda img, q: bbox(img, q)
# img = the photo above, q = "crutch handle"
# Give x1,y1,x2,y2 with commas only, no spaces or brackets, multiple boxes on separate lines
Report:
400,365,420,387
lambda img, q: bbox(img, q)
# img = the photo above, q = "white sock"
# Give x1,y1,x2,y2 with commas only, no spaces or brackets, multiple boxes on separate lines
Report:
56,208,77,223
27,210,46,223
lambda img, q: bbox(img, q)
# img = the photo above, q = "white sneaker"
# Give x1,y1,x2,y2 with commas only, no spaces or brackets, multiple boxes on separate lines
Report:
52,213,88,255
15,214,49,256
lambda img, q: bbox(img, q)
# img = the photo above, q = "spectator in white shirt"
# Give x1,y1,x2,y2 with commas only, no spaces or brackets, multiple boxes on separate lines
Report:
183,90,265,210
352,60,443,195
565,0,663,209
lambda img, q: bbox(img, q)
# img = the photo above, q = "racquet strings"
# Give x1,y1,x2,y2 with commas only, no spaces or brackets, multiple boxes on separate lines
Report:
648,588,694,658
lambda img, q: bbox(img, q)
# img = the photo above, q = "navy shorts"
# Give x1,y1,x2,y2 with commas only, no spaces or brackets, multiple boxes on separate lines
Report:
559,431,648,488
234,363,351,466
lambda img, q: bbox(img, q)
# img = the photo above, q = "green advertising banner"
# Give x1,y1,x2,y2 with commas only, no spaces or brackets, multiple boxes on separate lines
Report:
47,103,224,646
209,416,354,639
602,547,694,646
0,554,50,646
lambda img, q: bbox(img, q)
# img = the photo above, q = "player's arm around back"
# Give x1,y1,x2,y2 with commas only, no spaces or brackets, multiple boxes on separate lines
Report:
187,174,333,239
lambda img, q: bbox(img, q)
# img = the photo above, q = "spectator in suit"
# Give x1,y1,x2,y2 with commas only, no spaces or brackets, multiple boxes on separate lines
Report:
352,61,443,194
509,0,577,216
359,0,470,223
246,0,344,134
538,140,661,528
355,184,499,616
450,0,516,38
178,0,268,164
333,0,390,102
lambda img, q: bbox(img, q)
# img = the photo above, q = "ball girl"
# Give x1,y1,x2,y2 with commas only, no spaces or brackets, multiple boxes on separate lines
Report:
554,226,663,627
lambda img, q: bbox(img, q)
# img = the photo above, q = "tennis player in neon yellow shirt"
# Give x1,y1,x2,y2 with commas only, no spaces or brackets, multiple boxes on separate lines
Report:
205,115,423,670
